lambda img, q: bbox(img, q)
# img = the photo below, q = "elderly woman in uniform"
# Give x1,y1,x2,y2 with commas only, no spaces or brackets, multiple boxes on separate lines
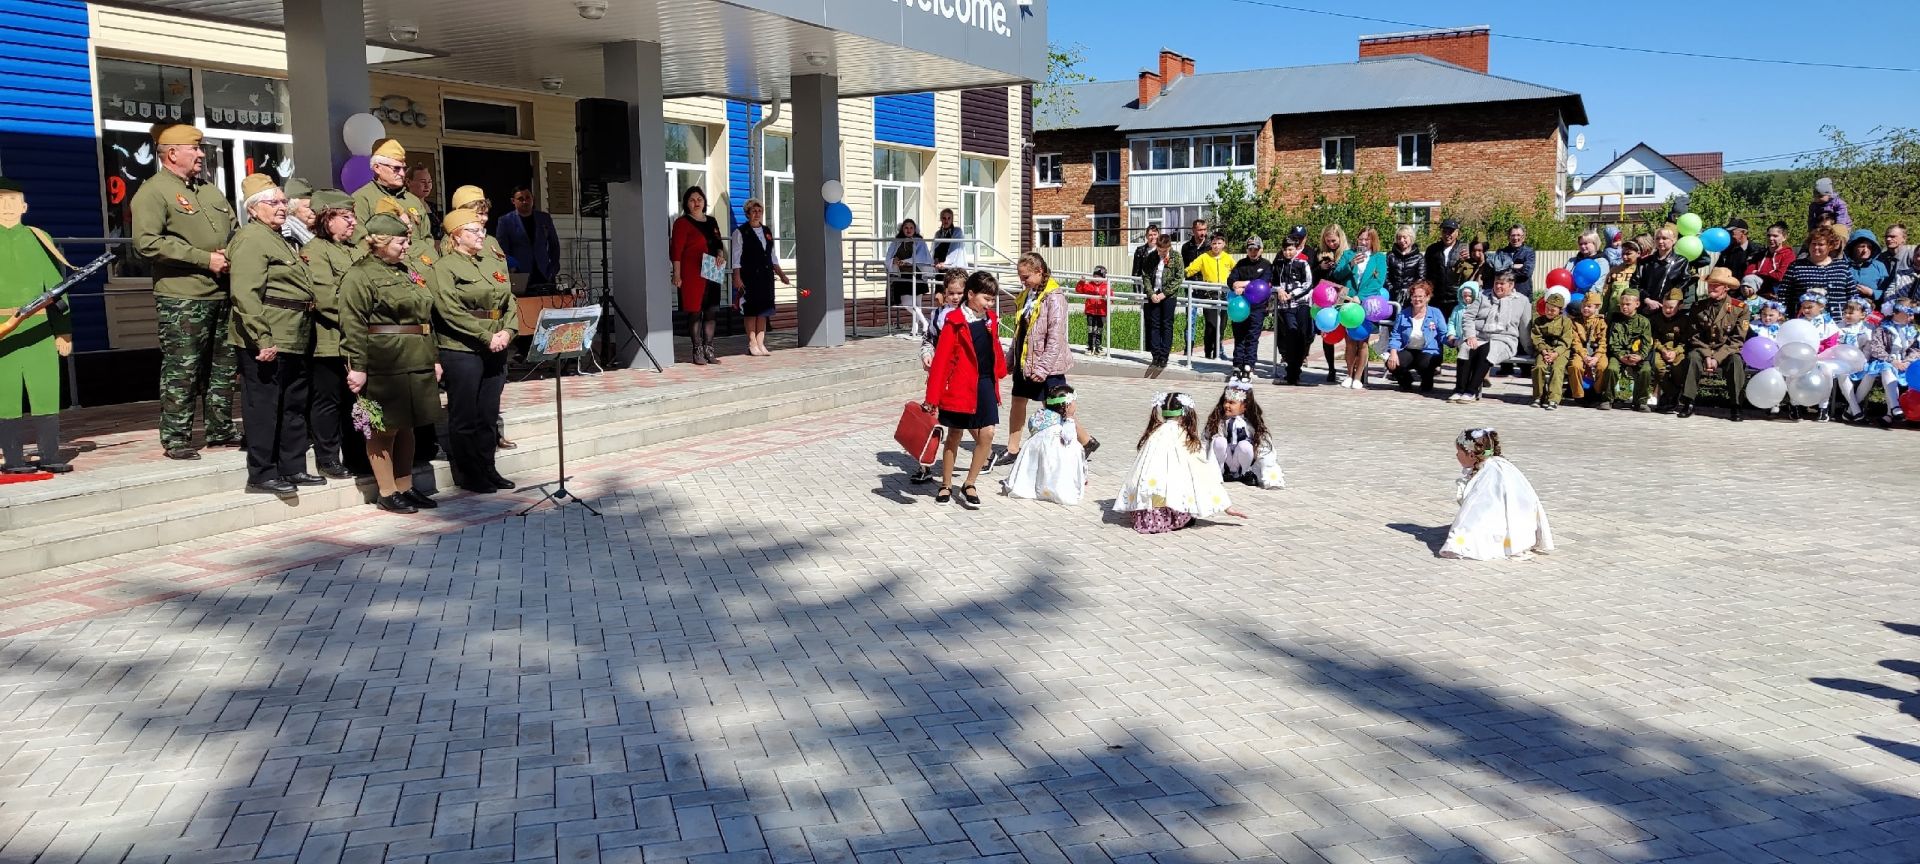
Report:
443,184,519,450
302,189,361,479
228,173,323,496
433,208,518,494
340,212,443,514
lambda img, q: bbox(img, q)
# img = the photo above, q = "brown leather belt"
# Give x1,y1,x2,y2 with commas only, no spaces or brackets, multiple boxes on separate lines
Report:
367,323,431,335
0,307,44,318
262,297,315,312
466,309,503,320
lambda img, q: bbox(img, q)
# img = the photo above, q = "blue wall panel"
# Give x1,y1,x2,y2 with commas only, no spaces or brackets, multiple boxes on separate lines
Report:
725,100,762,229
873,92,934,149
0,0,109,354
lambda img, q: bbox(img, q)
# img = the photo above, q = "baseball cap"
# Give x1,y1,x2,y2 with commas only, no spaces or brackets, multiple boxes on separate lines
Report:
1815,178,1834,195
1726,218,1749,231
1440,218,1460,231
1286,225,1307,243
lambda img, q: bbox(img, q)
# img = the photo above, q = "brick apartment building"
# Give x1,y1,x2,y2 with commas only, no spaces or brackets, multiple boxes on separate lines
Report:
1031,26,1587,247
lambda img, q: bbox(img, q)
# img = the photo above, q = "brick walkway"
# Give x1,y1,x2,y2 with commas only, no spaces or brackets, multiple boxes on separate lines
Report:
0,359,1917,864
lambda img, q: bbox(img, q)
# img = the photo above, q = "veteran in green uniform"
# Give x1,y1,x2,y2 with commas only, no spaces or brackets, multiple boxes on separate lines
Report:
131,122,238,459
1678,267,1750,421
350,138,434,256
1603,289,1656,412
1646,288,1690,412
0,178,73,473
433,208,519,494
228,173,323,495
303,189,362,478
340,213,442,514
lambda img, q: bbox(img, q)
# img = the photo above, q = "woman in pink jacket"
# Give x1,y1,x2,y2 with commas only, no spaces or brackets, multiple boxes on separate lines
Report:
997,252,1099,465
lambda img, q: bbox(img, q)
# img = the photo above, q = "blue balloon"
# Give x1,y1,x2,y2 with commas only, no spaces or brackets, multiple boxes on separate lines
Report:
1314,306,1339,333
1570,293,1585,306
1908,362,1920,391
1701,227,1732,254
1346,321,1373,341
1573,258,1604,290
824,201,853,231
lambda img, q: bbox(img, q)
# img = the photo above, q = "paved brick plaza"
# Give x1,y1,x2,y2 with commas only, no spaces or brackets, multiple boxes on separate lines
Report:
1,362,1917,864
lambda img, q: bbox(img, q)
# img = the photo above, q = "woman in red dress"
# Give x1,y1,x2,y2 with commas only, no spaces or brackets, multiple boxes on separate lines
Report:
669,186,726,365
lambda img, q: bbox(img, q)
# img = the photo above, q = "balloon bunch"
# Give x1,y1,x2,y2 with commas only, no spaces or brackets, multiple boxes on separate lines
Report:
1227,279,1273,323
1672,212,1731,261
821,180,852,231
338,112,388,189
1742,320,1864,409
1307,280,1391,342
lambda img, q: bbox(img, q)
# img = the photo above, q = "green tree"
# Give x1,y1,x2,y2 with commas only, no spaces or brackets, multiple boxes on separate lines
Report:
1032,43,1093,122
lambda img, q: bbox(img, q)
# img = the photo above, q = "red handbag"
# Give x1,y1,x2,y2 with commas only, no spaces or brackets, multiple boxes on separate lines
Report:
893,402,945,466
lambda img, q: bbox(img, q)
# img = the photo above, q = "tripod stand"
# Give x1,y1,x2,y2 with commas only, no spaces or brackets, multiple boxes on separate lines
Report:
592,211,664,373
519,307,607,517
519,367,601,516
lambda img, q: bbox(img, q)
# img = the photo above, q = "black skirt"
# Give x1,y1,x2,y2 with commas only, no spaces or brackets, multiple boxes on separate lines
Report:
938,319,999,429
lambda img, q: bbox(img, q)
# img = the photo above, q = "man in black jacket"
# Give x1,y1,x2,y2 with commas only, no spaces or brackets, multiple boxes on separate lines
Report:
1180,218,1223,359
1632,226,1709,310
1716,218,1760,286
1225,236,1274,378
1269,226,1316,385
1425,218,1464,317
1131,223,1161,288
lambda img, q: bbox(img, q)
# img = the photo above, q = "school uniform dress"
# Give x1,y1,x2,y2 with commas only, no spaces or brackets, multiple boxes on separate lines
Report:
227,220,316,487
925,306,1006,430
432,248,519,488
730,224,779,318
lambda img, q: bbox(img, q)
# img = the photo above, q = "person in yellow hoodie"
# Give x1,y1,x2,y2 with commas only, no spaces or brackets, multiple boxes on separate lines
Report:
1185,232,1234,360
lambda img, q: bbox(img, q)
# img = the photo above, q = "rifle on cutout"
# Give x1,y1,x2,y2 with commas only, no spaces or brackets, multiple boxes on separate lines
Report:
0,251,115,342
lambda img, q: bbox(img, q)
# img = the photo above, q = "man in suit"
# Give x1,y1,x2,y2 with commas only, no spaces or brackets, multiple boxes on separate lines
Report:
497,185,560,292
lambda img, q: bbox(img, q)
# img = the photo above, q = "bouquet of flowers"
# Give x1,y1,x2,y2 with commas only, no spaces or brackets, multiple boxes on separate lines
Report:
351,396,388,440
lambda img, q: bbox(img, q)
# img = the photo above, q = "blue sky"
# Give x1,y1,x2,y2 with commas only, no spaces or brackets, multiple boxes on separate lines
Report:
1049,1,1916,174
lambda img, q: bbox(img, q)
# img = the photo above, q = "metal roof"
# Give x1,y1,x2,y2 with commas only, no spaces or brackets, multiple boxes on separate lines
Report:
1038,55,1586,133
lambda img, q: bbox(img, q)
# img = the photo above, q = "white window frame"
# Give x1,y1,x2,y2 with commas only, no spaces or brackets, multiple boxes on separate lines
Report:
1322,136,1356,174
1128,130,1258,175
959,156,1000,255
761,132,795,261
1035,153,1063,187
1624,173,1657,197
1127,205,1212,244
1092,150,1121,185
1392,202,1441,236
98,62,295,213
1034,216,1065,249
1397,132,1432,172
1092,213,1121,248
441,94,524,137
663,122,711,221
873,146,925,236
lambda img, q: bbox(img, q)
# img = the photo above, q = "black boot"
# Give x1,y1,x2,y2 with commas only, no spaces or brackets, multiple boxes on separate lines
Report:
1675,400,1695,419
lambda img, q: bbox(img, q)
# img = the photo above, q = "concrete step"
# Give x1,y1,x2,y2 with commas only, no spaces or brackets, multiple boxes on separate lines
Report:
0,354,912,535
0,364,923,579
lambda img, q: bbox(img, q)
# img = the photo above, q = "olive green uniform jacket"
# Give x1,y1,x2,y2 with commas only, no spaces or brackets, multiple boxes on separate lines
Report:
339,255,441,428
303,237,359,359
431,248,519,353
227,221,315,353
131,170,236,300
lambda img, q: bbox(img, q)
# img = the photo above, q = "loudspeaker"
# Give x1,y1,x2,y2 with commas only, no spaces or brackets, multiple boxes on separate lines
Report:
576,98,631,183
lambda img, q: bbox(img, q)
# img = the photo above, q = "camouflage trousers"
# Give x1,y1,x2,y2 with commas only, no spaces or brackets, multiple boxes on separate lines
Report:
156,296,237,449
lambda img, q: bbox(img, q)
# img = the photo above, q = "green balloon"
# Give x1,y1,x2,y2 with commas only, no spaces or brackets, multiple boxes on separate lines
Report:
1675,235,1704,260
1676,213,1703,237
1337,302,1365,329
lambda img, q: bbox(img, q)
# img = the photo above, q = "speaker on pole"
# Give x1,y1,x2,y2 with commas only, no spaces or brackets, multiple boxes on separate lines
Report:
576,97,631,183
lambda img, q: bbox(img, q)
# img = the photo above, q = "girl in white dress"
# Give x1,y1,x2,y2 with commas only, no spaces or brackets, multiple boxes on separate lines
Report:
1003,384,1087,504
1441,428,1554,560
1113,392,1248,534
1203,377,1285,488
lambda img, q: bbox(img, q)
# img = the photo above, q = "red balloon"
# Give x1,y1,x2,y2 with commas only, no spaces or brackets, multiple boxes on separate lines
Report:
1537,298,1549,315
1900,390,1920,420
1546,268,1575,290
1322,328,1345,345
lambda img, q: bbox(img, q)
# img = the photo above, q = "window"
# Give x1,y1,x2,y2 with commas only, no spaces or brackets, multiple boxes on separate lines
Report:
1130,133,1256,172
1034,217,1065,248
960,157,999,253
1092,150,1121,185
1624,173,1656,196
664,123,711,220
1093,215,1121,247
202,70,288,134
1127,205,1212,242
873,146,924,234
1398,133,1431,171
762,133,795,259
1322,136,1355,173
1035,153,1062,187
443,97,521,136
1393,204,1438,236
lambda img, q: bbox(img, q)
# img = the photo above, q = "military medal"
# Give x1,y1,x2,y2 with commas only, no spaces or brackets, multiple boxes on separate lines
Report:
175,194,195,214
493,272,507,283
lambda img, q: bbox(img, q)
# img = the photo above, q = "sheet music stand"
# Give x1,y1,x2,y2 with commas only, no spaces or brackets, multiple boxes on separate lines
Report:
520,306,604,516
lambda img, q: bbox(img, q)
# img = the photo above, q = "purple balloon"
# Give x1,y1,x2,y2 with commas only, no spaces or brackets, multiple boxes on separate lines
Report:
1741,335,1779,371
339,155,374,192
1363,294,1393,323
1243,278,1272,306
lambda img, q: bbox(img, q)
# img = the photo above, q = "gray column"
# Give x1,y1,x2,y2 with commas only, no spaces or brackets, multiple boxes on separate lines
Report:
603,41,674,367
791,74,843,347
283,0,367,188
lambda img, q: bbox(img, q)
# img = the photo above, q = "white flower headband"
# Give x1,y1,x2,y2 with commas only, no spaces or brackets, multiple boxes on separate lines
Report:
1222,377,1253,401
1456,427,1495,454
1152,392,1196,417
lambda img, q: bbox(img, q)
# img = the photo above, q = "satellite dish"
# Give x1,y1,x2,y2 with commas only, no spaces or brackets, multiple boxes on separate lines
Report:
1574,133,1587,151
1565,154,1579,174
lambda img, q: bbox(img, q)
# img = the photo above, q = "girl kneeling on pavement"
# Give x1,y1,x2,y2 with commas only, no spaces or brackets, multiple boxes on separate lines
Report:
922,272,1007,509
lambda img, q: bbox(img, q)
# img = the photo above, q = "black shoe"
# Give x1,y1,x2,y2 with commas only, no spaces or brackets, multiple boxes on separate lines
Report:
935,486,952,504
1543,402,1559,411
376,493,418,514
1881,412,1901,429
282,472,327,487
958,484,981,509
205,438,243,449
910,467,934,484
1842,410,1866,424
1676,401,1695,419
1815,407,1831,423
1083,438,1100,460
488,471,515,490
317,462,353,479
246,479,297,495
1730,407,1744,422
3,465,39,475
991,449,1019,468
401,488,438,509
164,447,201,460
1632,402,1650,413
34,460,72,474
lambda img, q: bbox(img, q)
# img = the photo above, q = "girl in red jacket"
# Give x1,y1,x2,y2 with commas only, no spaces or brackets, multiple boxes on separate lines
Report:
923,271,1008,508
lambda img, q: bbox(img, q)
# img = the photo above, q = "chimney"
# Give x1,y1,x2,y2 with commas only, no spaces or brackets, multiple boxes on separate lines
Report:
1158,49,1182,86
1181,55,1195,77
1358,25,1490,73
1137,70,1162,108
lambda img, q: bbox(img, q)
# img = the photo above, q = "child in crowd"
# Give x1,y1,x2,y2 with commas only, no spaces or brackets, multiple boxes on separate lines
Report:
1600,239,1645,315
1203,377,1285,488
1647,289,1688,410
1003,384,1087,505
1447,281,1479,345
1567,297,1608,405
1837,298,1875,422
912,270,969,484
1441,428,1554,561
1602,289,1653,411
1793,290,1841,421
1748,300,1788,419
1861,297,1920,427
1528,293,1572,410
1113,391,1247,534
1081,266,1111,356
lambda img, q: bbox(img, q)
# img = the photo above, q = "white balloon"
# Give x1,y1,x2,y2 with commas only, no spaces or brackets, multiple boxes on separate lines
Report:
1777,318,1819,347
1775,341,1817,378
1788,368,1833,407
342,113,386,157
820,180,844,203
1831,343,1868,375
1746,367,1788,409
1817,360,1845,382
